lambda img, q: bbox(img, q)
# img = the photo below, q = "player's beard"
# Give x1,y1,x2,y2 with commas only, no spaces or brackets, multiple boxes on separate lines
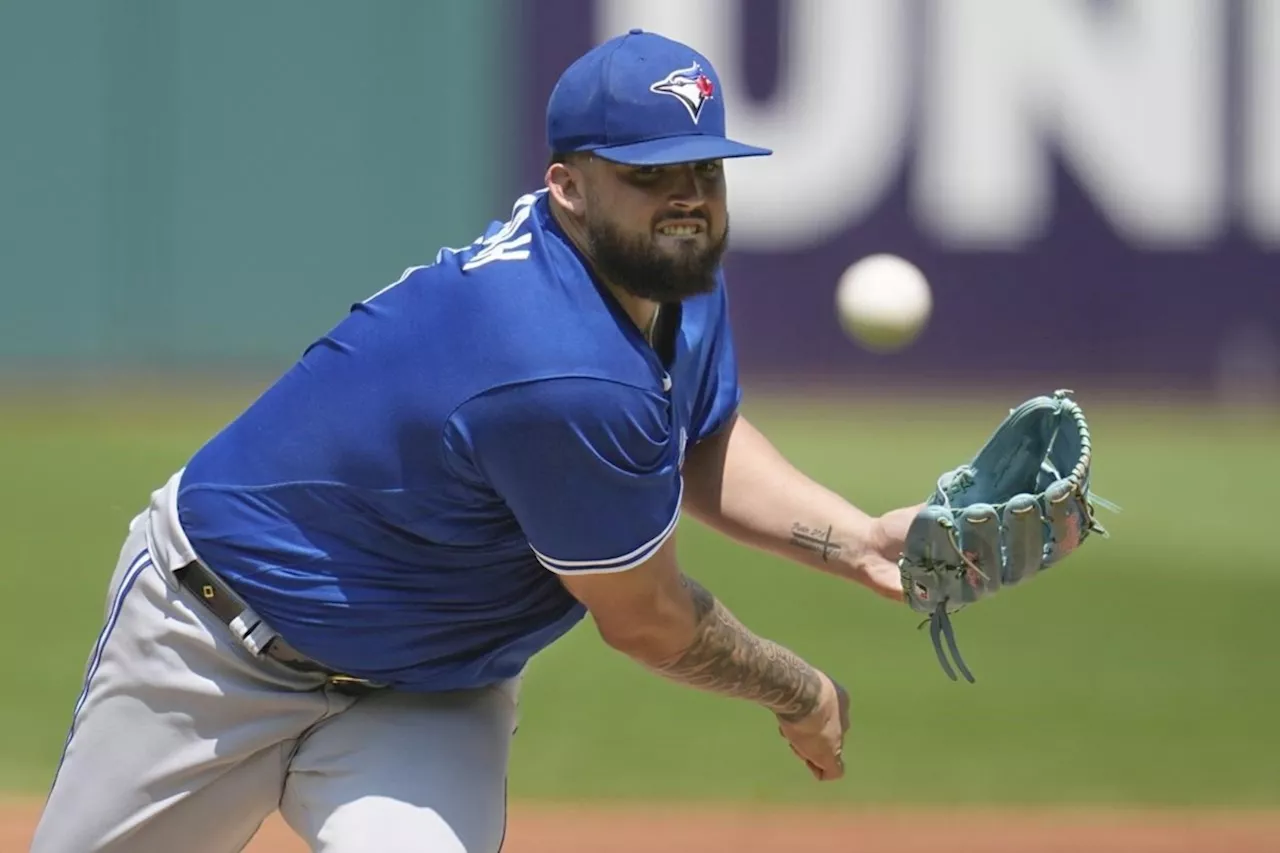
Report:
585,211,728,302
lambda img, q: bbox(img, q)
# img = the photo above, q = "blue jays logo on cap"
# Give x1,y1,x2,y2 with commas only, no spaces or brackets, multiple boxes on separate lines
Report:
649,62,716,125
546,29,772,167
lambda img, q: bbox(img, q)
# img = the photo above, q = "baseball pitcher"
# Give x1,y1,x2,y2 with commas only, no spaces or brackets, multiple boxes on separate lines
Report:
32,28,1105,853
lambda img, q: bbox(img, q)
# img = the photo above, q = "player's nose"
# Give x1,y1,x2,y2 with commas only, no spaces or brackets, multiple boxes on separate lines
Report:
667,165,708,208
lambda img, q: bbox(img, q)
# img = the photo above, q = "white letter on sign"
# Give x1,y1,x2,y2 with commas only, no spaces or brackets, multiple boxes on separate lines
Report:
1247,0,1280,243
596,0,908,251
917,0,1224,248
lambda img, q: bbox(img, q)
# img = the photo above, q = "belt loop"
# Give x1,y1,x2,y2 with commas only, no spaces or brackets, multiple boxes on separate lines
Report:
241,619,279,657
228,608,260,642
229,607,277,656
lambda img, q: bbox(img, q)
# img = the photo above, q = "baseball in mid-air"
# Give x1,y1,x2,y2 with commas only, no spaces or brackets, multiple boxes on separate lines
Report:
835,253,933,353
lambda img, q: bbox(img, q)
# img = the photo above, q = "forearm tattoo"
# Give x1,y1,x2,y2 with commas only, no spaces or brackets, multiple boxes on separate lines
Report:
651,576,823,722
790,523,843,562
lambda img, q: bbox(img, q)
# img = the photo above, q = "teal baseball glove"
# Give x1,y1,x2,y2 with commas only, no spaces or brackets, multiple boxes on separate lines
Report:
899,389,1114,682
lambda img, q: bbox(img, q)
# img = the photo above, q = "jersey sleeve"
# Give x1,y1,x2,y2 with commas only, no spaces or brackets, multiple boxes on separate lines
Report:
443,377,681,574
690,282,743,442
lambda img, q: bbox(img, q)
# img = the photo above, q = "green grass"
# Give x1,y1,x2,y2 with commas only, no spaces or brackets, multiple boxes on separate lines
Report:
2,386,1277,808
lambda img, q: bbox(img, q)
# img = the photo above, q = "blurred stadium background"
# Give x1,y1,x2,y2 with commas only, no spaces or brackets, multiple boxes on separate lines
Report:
2,1,1278,850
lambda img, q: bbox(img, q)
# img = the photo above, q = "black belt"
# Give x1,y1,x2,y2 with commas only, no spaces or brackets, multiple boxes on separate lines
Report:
174,560,386,695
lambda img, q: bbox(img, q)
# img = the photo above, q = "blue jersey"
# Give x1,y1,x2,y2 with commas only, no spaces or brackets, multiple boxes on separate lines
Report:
174,189,741,692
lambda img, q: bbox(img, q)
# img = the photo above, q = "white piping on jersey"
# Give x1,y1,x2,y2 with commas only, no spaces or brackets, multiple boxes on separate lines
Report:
532,478,683,575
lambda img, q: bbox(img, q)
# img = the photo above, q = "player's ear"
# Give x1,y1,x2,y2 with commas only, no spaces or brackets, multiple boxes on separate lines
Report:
545,156,587,216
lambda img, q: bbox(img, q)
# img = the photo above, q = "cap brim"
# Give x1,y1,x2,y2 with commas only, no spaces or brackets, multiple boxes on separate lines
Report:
590,134,772,166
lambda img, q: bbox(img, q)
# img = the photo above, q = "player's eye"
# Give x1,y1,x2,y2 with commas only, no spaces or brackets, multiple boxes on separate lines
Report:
695,160,723,177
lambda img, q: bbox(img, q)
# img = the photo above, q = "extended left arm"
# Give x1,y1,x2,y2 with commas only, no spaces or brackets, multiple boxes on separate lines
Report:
681,412,919,602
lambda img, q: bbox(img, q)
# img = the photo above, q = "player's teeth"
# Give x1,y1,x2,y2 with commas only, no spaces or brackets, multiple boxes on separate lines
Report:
660,225,698,236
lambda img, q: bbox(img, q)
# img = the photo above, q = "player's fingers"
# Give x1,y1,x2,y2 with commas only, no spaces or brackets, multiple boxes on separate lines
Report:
1043,479,1088,566
913,506,966,565
785,740,823,779
858,556,906,603
820,747,845,781
782,727,841,780
900,505,964,608
1001,494,1044,585
802,739,845,781
957,503,1001,600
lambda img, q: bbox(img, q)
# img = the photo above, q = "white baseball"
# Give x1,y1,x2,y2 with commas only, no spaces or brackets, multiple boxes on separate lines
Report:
835,254,933,353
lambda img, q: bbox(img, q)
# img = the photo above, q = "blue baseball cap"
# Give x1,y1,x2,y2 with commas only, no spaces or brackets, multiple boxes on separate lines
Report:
546,29,772,166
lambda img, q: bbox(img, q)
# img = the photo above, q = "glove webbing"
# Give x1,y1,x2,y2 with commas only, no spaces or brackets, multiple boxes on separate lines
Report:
929,603,975,683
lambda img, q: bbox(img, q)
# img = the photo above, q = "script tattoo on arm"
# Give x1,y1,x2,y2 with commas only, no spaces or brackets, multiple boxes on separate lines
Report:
650,576,823,722
789,523,844,562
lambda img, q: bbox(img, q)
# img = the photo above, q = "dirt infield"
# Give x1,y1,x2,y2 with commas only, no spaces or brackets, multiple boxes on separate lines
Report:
4,799,1279,852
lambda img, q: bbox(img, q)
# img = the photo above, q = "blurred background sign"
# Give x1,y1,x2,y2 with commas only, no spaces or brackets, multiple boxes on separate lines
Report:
0,1,508,371
517,0,1280,399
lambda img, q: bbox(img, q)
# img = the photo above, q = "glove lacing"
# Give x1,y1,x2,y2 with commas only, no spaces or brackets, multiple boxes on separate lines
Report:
928,603,975,683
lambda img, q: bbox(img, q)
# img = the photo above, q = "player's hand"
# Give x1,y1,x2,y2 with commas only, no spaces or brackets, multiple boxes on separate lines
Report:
847,504,925,603
875,504,924,551
776,673,850,781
